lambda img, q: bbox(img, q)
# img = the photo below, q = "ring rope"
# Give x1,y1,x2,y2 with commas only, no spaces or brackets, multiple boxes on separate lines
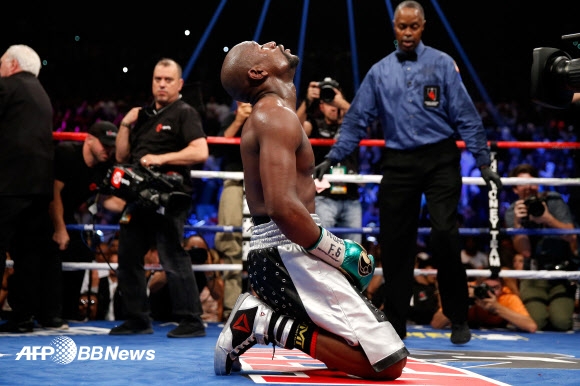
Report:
5,260,580,280
190,170,580,187
52,132,580,149
3,260,241,272
66,224,580,236
52,133,580,281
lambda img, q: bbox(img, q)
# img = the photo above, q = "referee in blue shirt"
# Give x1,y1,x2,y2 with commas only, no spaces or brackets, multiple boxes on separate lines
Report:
314,0,502,344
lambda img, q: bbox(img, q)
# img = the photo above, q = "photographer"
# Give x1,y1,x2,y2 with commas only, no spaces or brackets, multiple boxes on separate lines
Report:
504,163,577,331
297,78,362,242
50,121,122,324
430,276,537,333
110,58,209,338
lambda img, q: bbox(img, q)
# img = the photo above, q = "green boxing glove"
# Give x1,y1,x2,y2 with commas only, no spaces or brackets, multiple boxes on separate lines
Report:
306,226,375,291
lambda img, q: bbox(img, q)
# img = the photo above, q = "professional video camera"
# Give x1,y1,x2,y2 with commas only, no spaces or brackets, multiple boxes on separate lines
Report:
530,32,580,109
318,77,340,103
102,164,191,212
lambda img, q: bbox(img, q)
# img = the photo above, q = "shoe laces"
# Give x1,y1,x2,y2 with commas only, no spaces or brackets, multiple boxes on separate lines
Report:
229,334,257,360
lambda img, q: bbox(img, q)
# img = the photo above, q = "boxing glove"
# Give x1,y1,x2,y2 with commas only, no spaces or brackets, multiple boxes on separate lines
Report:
306,226,375,291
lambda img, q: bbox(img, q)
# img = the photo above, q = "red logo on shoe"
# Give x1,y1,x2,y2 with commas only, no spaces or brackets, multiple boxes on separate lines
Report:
233,314,251,333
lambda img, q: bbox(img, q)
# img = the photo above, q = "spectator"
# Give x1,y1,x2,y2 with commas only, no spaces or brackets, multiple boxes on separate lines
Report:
216,39,408,380
408,252,440,325
495,237,522,296
461,236,489,269
365,245,441,326
504,163,577,331
49,120,122,322
299,79,363,243
512,252,525,270
313,0,502,344
78,238,120,321
431,276,537,333
0,45,59,333
184,234,224,322
148,235,224,322
502,250,524,296
110,58,209,338
78,292,99,321
205,96,231,128
0,253,14,320
144,246,170,322
98,238,121,321
213,101,250,320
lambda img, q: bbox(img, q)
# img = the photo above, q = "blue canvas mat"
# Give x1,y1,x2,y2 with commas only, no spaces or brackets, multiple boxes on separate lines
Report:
1,321,579,385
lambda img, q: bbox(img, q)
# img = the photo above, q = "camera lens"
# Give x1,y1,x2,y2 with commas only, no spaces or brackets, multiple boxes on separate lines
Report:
318,77,339,103
320,87,336,103
474,283,491,299
524,196,545,217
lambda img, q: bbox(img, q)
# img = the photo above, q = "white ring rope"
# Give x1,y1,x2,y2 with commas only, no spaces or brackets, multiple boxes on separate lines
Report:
191,170,580,186
5,259,580,280
26,171,576,280
4,260,242,272
186,170,580,281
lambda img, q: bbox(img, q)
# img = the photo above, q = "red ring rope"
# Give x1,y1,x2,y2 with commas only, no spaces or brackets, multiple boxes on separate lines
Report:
52,132,580,149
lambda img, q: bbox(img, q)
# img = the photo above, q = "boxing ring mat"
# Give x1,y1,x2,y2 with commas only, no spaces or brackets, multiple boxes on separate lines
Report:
7,134,577,384
1,319,580,385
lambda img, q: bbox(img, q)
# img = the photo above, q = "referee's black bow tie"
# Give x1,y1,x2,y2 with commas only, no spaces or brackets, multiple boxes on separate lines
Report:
396,51,417,62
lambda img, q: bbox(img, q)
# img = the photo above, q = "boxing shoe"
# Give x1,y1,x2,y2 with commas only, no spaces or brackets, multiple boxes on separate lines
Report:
214,292,274,375
109,320,153,335
167,318,206,338
37,317,69,330
450,322,471,345
0,318,34,333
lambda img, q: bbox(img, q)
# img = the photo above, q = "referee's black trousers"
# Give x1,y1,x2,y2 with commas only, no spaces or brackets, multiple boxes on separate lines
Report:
379,138,469,339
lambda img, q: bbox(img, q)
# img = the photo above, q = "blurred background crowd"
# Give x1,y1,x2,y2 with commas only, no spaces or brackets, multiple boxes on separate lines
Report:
51,93,580,241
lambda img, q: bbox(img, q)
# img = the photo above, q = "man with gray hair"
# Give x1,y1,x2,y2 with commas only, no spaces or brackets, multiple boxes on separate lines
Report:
0,44,60,332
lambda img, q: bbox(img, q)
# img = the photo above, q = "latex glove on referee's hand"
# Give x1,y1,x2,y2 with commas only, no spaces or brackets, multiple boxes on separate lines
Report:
306,226,375,291
480,165,503,190
313,159,333,181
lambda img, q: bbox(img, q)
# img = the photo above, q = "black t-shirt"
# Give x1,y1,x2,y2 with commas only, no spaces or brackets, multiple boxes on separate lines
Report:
54,141,113,225
130,99,206,190
310,118,359,200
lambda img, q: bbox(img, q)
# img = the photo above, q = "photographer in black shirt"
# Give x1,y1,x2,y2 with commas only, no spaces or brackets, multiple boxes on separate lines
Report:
50,121,122,323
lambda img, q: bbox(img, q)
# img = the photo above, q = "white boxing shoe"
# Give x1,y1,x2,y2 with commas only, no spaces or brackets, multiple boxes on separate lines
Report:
214,293,274,375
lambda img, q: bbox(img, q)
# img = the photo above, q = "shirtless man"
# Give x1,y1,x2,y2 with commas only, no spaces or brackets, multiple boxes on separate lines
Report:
215,40,408,380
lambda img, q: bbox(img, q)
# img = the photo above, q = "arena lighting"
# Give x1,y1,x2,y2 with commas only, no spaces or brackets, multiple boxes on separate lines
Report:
182,0,227,81
530,32,580,109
